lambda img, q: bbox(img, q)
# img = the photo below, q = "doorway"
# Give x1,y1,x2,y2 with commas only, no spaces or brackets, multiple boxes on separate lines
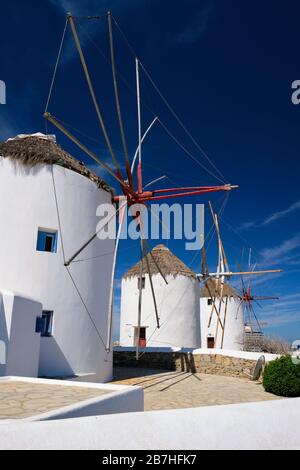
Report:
134,327,147,348
207,337,215,349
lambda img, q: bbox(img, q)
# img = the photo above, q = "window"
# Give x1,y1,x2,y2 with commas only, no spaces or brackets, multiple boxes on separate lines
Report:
36,229,58,253
207,337,215,349
36,311,54,337
138,277,146,290
207,298,213,306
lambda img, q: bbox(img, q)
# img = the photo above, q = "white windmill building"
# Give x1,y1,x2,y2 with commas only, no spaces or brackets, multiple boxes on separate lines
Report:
120,245,201,350
198,203,281,352
0,133,115,382
199,279,243,350
198,204,244,351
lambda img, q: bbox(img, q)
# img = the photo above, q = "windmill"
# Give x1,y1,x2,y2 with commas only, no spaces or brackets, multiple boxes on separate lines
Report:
237,249,280,336
198,204,282,350
43,12,238,359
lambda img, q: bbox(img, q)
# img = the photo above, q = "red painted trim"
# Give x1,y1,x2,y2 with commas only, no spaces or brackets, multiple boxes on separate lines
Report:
113,186,231,204
126,162,135,191
139,187,230,202
137,162,143,194
151,186,227,194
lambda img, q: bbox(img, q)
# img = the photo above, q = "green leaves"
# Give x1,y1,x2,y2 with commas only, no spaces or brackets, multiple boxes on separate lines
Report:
263,356,300,397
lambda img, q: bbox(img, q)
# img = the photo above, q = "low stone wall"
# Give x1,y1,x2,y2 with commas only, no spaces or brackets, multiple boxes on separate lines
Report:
113,351,259,379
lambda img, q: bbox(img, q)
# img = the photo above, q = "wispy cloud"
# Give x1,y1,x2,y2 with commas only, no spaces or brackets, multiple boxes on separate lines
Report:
260,296,300,328
87,154,126,190
261,234,300,262
262,201,300,225
175,1,214,45
241,200,300,230
279,293,300,301
47,0,142,63
48,0,140,16
263,311,300,327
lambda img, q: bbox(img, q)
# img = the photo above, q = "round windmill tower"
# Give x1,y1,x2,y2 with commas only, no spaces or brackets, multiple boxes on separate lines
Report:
120,245,201,350
0,133,115,381
199,279,244,350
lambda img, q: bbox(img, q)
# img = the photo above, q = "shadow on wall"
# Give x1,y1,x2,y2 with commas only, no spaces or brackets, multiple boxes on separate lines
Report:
0,297,8,375
9,159,53,179
39,338,75,379
0,340,6,376
114,350,198,374
146,279,201,349
177,353,196,373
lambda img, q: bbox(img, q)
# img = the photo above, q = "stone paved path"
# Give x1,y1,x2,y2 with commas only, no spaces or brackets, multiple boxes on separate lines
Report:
0,381,110,420
113,368,280,411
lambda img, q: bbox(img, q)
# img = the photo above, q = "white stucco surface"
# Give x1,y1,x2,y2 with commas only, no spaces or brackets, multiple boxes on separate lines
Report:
200,296,244,350
0,156,115,382
0,398,299,450
0,291,42,377
120,274,201,349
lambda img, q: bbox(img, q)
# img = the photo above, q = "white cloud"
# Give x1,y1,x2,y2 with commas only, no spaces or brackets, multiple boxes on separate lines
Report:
258,299,300,327
262,201,300,225
270,299,300,309
175,1,214,45
261,234,300,262
240,220,257,230
48,0,140,16
280,293,300,301
47,0,142,63
263,312,300,327
241,200,300,230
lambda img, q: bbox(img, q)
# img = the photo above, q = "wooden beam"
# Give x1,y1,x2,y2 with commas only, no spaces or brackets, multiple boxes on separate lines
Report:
198,269,282,278
67,13,121,174
221,297,229,349
43,112,134,194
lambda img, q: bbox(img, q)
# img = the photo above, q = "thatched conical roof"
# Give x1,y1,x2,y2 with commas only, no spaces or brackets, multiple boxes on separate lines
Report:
0,133,112,193
124,244,197,280
200,278,239,298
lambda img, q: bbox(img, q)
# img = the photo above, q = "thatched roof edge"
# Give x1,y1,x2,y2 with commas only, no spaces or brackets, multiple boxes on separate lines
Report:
0,134,112,194
123,244,197,280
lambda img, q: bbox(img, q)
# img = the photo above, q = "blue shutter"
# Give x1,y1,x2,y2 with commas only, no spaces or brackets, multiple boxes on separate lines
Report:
36,230,58,253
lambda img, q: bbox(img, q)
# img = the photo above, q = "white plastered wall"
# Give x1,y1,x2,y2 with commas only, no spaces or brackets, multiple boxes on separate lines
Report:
0,157,115,382
120,274,201,349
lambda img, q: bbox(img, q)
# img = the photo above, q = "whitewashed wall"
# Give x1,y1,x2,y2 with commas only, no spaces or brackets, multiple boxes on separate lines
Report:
200,297,244,351
0,398,299,450
120,274,201,349
0,157,115,382
0,291,42,377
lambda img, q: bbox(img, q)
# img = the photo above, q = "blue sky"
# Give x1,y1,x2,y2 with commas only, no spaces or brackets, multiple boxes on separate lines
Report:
1,0,300,342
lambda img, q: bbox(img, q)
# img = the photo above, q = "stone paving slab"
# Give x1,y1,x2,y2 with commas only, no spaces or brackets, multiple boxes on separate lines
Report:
0,381,110,420
113,367,280,411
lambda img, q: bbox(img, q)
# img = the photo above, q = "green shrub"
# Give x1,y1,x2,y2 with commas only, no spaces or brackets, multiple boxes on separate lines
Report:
263,356,300,397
